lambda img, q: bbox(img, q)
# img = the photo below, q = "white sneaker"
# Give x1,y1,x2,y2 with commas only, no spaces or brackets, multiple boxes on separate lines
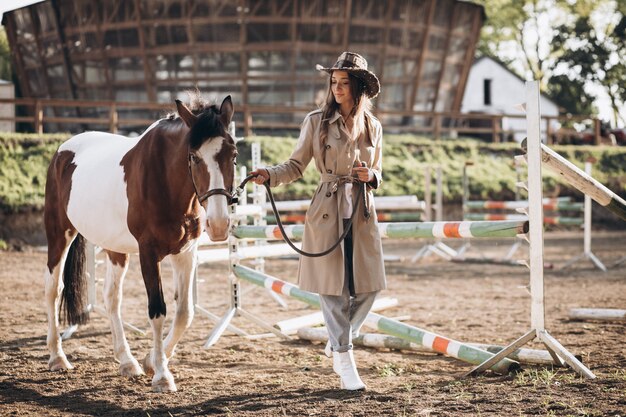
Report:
324,340,332,358
332,350,366,391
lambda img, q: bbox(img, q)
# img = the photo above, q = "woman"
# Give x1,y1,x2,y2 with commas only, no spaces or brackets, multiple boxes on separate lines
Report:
250,52,386,391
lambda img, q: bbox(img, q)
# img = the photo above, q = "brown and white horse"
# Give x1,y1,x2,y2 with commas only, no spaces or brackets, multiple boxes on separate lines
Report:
43,95,237,392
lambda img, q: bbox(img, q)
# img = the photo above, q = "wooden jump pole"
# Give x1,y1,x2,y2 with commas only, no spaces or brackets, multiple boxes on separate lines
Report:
521,140,626,221
232,264,519,375
568,308,626,321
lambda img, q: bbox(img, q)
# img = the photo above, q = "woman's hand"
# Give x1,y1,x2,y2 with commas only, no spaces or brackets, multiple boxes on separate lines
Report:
352,166,374,182
249,168,270,185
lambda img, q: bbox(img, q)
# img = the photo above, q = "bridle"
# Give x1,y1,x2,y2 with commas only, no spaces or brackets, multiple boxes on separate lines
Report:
188,151,236,205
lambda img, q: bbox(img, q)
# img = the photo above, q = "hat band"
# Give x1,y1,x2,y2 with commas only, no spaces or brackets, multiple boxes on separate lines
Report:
333,59,363,70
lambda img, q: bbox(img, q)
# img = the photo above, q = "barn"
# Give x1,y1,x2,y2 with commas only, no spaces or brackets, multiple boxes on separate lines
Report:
2,0,484,134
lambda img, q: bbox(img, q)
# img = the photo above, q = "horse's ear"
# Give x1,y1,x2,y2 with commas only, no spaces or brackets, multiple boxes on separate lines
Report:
219,95,234,126
175,99,197,128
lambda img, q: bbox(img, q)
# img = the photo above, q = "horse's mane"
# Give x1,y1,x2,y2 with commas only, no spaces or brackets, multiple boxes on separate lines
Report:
162,91,227,149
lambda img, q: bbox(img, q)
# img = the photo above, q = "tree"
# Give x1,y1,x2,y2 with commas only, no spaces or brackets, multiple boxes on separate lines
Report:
0,28,11,82
475,0,625,125
552,4,626,126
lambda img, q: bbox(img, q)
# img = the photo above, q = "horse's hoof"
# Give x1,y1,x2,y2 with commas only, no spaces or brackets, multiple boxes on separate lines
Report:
142,354,155,377
152,374,177,393
120,360,144,377
48,356,73,371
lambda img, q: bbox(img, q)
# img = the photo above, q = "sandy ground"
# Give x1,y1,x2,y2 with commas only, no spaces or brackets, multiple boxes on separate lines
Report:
0,231,625,416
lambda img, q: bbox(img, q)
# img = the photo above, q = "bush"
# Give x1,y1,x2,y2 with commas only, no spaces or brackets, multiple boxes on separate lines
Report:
1,132,625,212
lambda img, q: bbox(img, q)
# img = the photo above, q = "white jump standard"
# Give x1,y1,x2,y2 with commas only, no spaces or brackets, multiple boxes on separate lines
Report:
469,81,598,379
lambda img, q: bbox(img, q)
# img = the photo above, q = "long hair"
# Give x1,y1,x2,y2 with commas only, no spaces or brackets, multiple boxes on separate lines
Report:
319,72,373,154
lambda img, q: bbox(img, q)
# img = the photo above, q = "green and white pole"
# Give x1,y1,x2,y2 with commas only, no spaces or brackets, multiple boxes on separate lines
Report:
233,264,519,374
233,220,528,241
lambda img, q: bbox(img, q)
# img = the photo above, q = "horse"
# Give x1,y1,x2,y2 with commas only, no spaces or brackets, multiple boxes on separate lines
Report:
43,95,237,392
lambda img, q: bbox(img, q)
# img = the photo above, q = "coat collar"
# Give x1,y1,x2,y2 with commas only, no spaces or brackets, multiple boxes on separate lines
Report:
326,110,342,125
325,111,374,147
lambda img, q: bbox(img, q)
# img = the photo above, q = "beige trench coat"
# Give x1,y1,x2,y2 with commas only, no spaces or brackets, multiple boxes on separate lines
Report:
266,110,387,296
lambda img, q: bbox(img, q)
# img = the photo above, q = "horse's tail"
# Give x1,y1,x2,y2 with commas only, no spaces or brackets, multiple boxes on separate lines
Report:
61,233,89,325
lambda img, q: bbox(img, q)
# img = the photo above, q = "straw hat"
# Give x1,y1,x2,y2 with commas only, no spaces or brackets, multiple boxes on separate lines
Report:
316,52,380,99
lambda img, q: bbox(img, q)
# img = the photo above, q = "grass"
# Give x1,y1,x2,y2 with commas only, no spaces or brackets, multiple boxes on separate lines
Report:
514,368,581,387
373,362,405,377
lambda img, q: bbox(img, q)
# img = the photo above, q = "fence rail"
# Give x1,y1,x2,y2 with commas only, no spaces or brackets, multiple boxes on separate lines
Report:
0,97,600,144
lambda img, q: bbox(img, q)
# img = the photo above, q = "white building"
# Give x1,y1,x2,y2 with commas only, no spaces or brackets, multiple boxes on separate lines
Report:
461,56,559,142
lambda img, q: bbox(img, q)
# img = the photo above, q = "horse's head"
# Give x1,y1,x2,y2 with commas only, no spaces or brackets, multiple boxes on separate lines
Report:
176,96,237,241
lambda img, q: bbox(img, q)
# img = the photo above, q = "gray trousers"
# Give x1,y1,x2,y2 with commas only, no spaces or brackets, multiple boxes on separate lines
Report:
319,219,379,353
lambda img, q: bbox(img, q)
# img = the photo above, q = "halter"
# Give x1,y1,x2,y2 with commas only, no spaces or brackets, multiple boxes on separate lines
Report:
188,151,235,205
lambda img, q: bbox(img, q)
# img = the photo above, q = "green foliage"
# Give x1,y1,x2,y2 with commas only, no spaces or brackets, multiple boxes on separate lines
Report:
240,135,626,203
1,133,625,213
475,0,625,125
0,133,69,212
546,74,596,117
0,28,11,81
552,11,626,126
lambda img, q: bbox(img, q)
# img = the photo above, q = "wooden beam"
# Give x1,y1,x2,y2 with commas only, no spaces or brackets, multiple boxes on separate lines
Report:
28,7,54,98
452,8,484,111
431,3,458,112
4,14,33,99
408,0,436,112
376,0,394,114
239,0,250,136
133,0,156,102
342,0,352,51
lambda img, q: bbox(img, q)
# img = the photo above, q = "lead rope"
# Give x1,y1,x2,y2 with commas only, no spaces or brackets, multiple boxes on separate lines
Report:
237,174,365,258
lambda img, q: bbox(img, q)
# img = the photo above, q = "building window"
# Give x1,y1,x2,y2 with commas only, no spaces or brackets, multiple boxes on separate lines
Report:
483,79,492,106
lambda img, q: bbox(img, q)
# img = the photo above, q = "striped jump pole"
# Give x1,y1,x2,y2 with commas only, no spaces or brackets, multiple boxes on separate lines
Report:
297,327,556,365
464,213,583,226
521,139,626,221
263,195,426,212
464,198,577,211
233,220,529,241
264,211,422,224
232,264,519,375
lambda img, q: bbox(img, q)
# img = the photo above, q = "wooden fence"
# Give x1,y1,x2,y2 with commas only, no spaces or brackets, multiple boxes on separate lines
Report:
0,97,600,145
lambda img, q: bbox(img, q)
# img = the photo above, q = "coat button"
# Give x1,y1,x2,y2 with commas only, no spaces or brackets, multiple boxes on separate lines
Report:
325,192,331,197
325,144,331,150
326,169,332,173
322,214,329,219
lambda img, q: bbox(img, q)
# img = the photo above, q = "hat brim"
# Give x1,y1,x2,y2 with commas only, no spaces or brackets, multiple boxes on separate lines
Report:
316,64,380,99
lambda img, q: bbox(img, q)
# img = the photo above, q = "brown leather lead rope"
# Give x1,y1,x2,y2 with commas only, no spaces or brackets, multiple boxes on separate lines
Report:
237,174,366,258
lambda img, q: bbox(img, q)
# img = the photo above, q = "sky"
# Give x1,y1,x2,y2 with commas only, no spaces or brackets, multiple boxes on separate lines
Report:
0,0,623,127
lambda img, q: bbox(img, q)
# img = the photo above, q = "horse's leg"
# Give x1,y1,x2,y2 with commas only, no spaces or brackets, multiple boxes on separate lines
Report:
163,247,197,359
138,248,176,392
45,230,75,371
103,251,143,377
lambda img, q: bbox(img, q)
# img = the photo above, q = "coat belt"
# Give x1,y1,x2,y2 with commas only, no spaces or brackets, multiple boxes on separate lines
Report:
319,173,370,219
320,173,356,194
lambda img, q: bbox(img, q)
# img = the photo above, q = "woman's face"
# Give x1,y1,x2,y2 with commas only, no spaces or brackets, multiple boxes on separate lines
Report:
331,70,354,107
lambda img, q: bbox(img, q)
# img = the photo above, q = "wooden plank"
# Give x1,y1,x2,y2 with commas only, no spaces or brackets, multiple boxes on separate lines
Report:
569,308,626,321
